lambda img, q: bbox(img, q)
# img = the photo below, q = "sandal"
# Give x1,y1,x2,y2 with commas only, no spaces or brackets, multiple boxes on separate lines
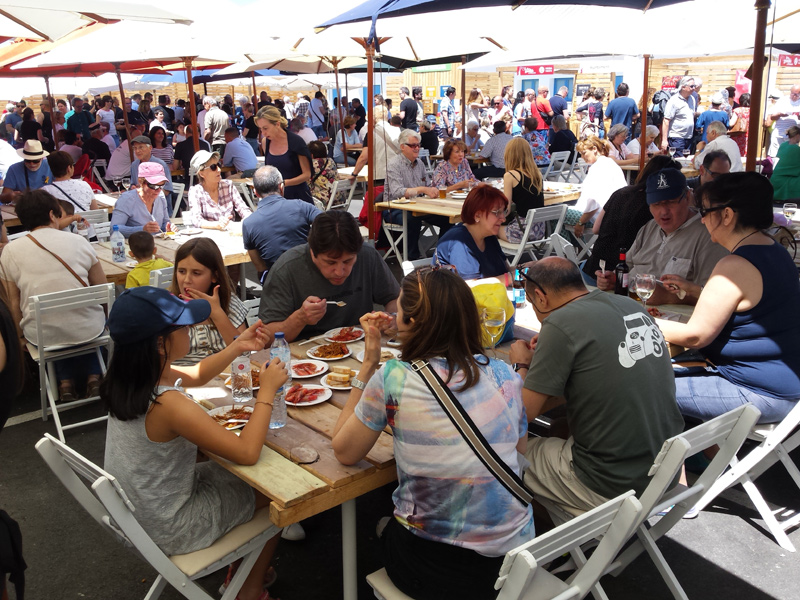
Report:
58,382,77,403
86,376,102,398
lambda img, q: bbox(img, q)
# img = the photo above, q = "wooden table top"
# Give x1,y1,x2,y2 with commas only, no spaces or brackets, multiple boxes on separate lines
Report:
336,166,369,183
195,342,396,528
96,224,250,285
2,192,119,229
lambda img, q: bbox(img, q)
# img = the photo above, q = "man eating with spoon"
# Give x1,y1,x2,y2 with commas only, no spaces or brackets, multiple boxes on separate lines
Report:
259,210,399,342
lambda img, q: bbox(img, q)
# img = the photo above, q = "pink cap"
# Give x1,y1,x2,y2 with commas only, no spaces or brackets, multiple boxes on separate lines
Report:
138,162,167,184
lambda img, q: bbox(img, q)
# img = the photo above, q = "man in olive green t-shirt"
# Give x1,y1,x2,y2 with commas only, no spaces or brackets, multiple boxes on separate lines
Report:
510,258,684,516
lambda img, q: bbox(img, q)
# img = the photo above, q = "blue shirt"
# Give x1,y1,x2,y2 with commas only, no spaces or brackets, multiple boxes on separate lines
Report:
242,193,322,266
4,113,21,144
110,189,170,237
434,223,508,280
222,137,259,172
549,94,568,119
333,129,360,162
695,109,730,142
605,96,639,130
3,160,52,191
130,157,174,194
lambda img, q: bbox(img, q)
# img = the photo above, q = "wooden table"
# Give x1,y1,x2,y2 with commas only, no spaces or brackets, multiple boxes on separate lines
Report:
1,192,119,228
337,166,369,183
619,162,699,183
376,196,464,263
543,182,582,205
96,224,251,290
192,341,396,600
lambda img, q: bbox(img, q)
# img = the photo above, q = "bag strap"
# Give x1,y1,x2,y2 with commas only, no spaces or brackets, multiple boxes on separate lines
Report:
410,359,534,507
26,234,88,287
50,182,89,211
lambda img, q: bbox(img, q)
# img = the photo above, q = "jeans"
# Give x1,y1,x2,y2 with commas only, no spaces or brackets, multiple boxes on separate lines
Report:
675,373,797,424
310,125,325,138
667,136,692,157
54,353,102,382
383,209,452,261
334,155,356,166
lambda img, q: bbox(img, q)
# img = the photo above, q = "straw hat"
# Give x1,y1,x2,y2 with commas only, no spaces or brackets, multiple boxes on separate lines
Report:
17,139,49,160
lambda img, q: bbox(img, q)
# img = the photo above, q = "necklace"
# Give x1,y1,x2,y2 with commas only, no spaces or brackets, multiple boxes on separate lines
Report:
731,230,759,253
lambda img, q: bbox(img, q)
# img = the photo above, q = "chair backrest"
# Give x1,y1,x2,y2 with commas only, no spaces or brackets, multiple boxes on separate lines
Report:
569,160,588,183
550,233,579,266
501,204,568,266
545,151,572,182
80,208,110,225
31,284,115,351
236,182,258,212
149,267,174,290
243,298,260,327
401,258,431,276
171,183,186,219
495,492,643,600
326,179,355,211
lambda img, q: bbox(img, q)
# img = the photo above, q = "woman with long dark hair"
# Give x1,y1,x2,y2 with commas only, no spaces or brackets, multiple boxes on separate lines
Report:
332,269,533,600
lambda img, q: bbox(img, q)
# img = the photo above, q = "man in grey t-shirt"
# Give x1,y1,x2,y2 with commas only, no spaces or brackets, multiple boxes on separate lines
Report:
259,210,400,341
510,258,683,516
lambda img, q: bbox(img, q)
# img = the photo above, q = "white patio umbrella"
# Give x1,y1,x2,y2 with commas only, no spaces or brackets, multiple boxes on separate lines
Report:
87,76,169,96
0,0,191,41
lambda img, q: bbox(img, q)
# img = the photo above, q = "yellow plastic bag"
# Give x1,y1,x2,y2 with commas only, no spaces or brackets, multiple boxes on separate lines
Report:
467,278,516,348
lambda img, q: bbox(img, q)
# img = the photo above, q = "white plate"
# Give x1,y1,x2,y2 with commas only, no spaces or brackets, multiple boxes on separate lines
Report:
324,327,365,343
320,373,353,390
450,192,468,199
285,384,331,407
208,404,253,430
307,344,352,361
290,359,329,379
355,348,401,364
223,375,260,391
125,260,137,268
179,227,203,235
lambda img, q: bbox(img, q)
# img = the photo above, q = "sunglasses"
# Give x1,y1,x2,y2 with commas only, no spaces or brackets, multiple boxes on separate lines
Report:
697,202,732,218
24,159,42,164
493,102,502,105
145,182,166,190
203,163,220,171
519,267,547,296
404,143,420,149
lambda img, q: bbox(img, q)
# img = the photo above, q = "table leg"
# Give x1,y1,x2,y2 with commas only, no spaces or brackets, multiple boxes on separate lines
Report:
240,264,247,301
401,211,409,263
342,499,358,600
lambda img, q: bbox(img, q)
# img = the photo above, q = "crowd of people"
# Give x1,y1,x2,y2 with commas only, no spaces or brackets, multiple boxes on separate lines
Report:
0,75,798,600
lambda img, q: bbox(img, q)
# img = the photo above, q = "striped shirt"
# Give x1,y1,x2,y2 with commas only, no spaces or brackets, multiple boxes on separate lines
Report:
187,179,252,227
173,295,248,365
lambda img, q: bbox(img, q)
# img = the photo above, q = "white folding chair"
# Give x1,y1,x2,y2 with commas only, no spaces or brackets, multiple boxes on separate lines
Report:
543,151,571,182
550,233,580,266
418,148,433,175
36,433,282,600
381,220,405,262
498,204,568,267
28,284,115,442
538,403,760,600
92,160,112,193
171,182,186,219
80,208,111,241
401,258,431,276
326,179,356,212
366,491,643,600
243,298,260,327
691,401,800,552
236,182,258,212
149,267,174,290
567,160,588,183
563,227,598,262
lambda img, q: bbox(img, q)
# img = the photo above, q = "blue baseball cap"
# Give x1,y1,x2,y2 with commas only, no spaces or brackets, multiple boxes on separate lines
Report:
646,169,687,205
107,287,210,344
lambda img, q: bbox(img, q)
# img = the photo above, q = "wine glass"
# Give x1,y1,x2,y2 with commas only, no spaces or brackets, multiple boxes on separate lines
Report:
668,146,677,158
121,176,131,191
481,307,506,355
784,203,797,223
633,273,656,311
112,177,122,192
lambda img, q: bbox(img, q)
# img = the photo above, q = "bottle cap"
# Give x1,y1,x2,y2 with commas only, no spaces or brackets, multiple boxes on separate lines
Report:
275,332,285,339
112,224,120,231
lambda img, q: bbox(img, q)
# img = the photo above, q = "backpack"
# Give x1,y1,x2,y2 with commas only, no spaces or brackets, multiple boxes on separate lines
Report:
651,90,672,128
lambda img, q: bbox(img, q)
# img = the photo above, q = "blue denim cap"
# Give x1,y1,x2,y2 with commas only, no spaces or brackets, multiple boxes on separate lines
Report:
107,287,210,344
646,169,687,205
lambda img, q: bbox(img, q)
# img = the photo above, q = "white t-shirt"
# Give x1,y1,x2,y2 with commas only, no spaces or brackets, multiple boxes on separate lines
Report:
42,179,96,211
107,141,132,180
0,228,103,346
96,108,116,129
626,138,658,156
574,156,626,214
308,98,326,128
101,133,117,153
771,96,800,137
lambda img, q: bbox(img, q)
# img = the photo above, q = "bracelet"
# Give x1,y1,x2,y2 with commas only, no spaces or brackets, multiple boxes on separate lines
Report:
255,400,273,407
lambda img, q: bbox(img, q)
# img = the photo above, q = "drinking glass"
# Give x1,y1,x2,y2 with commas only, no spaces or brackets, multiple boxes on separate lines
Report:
668,146,677,157
121,176,131,191
784,203,797,223
481,307,506,356
633,273,656,311
112,177,122,192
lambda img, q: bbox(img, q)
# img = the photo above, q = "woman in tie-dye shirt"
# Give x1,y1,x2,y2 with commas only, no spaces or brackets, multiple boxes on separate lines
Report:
332,269,534,600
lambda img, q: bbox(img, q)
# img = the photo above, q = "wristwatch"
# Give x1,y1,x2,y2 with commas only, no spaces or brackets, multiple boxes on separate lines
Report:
351,377,367,390
513,363,528,372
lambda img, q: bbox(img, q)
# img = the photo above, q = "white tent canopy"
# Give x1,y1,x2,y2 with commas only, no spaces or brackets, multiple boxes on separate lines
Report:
0,73,167,100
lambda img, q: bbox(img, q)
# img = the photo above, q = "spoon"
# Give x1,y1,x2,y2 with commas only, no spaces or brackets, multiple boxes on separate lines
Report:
599,259,606,275
327,301,347,307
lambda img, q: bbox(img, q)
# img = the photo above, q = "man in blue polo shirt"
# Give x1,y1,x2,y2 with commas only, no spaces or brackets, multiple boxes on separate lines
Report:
242,165,321,274
0,140,53,204
605,83,639,143
222,127,258,175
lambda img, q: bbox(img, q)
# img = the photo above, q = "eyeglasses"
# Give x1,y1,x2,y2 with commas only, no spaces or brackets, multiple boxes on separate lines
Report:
145,182,166,190
404,143,420,149
203,163,220,171
489,207,509,218
493,102,502,105
697,202,732,218
705,169,726,179
519,268,547,296
24,159,42,164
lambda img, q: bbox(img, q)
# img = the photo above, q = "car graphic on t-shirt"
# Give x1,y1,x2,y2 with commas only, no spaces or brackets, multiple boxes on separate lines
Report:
618,312,666,368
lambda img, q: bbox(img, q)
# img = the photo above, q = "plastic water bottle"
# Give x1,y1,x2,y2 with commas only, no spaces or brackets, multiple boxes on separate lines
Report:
110,224,126,263
269,332,290,429
513,269,526,308
230,353,253,403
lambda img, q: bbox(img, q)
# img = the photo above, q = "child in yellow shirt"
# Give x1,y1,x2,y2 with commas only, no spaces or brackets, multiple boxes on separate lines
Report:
125,231,174,288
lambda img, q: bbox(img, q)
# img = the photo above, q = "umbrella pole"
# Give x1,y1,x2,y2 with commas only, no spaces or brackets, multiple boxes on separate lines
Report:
251,72,257,102
185,58,200,153
461,55,467,141
366,44,376,240
115,67,134,163
746,0,771,171
638,54,650,173
44,76,57,150
332,58,348,165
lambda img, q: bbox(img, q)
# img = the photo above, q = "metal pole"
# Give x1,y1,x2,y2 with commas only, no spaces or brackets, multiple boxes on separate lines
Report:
251,71,257,101
115,67,134,163
461,55,467,141
332,58,348,162
44,76,57,150
746,0,771,171
184,58,200,153
638,55,650,173
366,42,376,240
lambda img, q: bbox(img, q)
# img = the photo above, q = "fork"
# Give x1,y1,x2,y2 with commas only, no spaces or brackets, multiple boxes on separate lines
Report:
599,259,606,275
327,301,347,307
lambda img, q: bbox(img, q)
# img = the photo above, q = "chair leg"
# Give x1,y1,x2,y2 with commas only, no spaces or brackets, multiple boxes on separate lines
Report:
740,475,797,552
142,574,169,600
45,361,67,443
38,357,48,422
635,526,689,600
